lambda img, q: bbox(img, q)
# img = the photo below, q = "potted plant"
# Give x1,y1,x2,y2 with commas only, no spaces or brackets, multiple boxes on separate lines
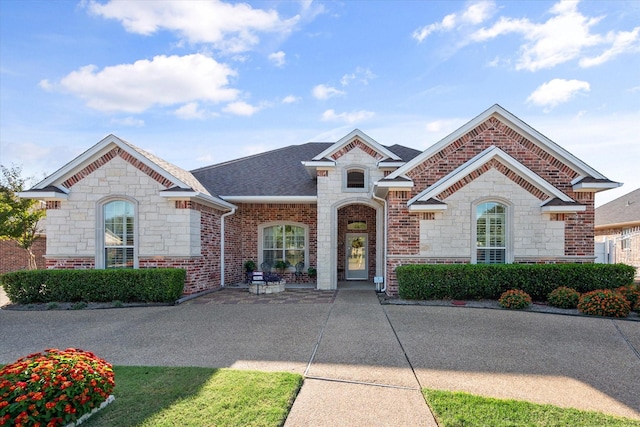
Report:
307,266,317,279
274,260,288,274
243,260,257,273
243,260,257,283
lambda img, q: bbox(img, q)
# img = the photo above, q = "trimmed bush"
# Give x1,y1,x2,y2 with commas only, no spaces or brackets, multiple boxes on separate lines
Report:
0,268,185,304
616,284,640,308
577,289,631,318
396,263,635,301
547,286,580,309
0,348,115,426
498,289,532,309
635,300,640,314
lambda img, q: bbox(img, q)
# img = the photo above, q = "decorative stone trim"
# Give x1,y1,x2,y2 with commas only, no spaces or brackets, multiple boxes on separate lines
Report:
331,139,384,161
46,201,61,209
248,280,286,294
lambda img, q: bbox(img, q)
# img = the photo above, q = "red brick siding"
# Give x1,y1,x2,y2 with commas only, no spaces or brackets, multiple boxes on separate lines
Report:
331,139,385,161
337,204,377,280
0,238,46,273
383,116,598,296
235,203,317,281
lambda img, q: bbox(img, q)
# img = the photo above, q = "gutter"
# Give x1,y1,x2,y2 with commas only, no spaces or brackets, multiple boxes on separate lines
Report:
371,191,387,293
220,208,237,288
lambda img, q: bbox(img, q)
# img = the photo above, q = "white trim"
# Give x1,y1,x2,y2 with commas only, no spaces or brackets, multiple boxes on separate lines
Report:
158,190,236,210
219,195,317,204
541,204,587,213
572,180,622,192
471,198,513,264
257,221,309,271
343,166,369,192
312,129,401,161
301,160,335,167
96,196,139,269
408,146,573,206
18,191,68,200
408,204,448,212
387,104,610,181
374,179,414,189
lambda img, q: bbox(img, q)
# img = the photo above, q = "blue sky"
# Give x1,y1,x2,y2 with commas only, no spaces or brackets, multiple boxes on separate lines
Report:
1,0,638,206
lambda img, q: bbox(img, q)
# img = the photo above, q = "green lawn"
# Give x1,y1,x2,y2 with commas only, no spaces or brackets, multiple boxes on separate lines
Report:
84,366,302,427
423,388,640,427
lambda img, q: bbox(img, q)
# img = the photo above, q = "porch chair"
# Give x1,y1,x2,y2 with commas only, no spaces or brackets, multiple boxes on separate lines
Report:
294,262,305,282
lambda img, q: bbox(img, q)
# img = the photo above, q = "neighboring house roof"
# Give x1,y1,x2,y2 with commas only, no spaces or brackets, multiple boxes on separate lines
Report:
595,188,640,228
191,141,422,200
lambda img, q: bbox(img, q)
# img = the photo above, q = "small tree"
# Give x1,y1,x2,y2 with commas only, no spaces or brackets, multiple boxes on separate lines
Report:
0,164,45,270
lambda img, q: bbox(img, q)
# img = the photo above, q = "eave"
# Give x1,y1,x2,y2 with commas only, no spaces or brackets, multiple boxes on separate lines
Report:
218,195,318,204
159,189,236,211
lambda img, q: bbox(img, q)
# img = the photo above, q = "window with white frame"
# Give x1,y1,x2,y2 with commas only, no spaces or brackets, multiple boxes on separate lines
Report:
475,201,507,264
260,223,307,269
621,228,631,250
103,200,136,268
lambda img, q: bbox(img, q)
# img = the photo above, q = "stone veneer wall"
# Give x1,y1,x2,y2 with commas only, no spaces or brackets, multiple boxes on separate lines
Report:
41,153,229,295
316,143,385,289
384,117,597,295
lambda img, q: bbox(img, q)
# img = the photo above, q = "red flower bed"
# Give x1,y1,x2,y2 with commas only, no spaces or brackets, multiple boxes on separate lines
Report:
0,348,114,427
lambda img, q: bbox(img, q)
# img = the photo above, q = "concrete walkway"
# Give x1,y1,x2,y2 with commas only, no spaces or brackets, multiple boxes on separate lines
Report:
1,287,639,424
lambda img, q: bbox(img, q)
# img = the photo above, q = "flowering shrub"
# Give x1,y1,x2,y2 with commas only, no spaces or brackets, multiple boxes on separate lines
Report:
0,348,115,426
616,284,640,308
498,289,532,310
578,289,631,318
547,286,580,309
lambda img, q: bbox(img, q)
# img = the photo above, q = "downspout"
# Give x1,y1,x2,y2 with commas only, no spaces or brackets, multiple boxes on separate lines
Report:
371,190,387,293
220,208,236,288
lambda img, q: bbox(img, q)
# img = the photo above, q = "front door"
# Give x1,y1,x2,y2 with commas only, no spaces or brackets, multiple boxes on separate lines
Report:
346,233,367,280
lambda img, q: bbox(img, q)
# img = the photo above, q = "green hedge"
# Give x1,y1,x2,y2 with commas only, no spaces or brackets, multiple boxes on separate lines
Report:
0,268,186,304
396,263,636,301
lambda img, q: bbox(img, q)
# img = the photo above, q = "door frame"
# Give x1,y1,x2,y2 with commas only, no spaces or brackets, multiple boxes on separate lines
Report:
345,233,368,280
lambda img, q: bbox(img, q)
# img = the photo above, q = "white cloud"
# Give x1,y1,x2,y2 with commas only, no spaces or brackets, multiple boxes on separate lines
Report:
468,0,639,71
43,54,238,113
86,0,300,54
312,84,345,100
527,78,590,110
269,51,286,67
282,95,300,104
579,27,640,67
223,101,261,116
413,0,496,42
417,0,639,71
110,116,145,127
321,109,374,124
340,67,376,86
175,102,207,120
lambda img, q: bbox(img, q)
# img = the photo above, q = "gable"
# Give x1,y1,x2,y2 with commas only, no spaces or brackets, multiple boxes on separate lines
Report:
407,146,585,213
385,104,619,195
312,129,401,162
21,134,233,210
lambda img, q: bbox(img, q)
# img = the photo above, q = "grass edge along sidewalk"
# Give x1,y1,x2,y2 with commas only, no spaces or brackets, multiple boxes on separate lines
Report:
423,388,640,427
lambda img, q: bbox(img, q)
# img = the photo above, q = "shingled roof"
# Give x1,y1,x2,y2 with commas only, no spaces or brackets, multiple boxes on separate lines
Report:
595,188,640,228
191,142,421,198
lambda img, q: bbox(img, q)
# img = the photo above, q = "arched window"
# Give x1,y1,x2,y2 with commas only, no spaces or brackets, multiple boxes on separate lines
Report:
260,223,307,269
475,201,507,264
346,169,365,189
102,200,136,269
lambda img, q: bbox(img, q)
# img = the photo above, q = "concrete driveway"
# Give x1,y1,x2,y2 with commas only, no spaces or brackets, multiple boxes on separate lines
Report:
1,288,638,424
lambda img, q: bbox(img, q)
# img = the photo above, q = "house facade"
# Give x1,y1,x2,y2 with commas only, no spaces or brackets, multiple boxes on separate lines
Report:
595,188,640,279
21,105,621,295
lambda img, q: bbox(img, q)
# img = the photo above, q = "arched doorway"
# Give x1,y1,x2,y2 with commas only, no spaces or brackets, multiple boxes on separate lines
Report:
337,203,378,286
